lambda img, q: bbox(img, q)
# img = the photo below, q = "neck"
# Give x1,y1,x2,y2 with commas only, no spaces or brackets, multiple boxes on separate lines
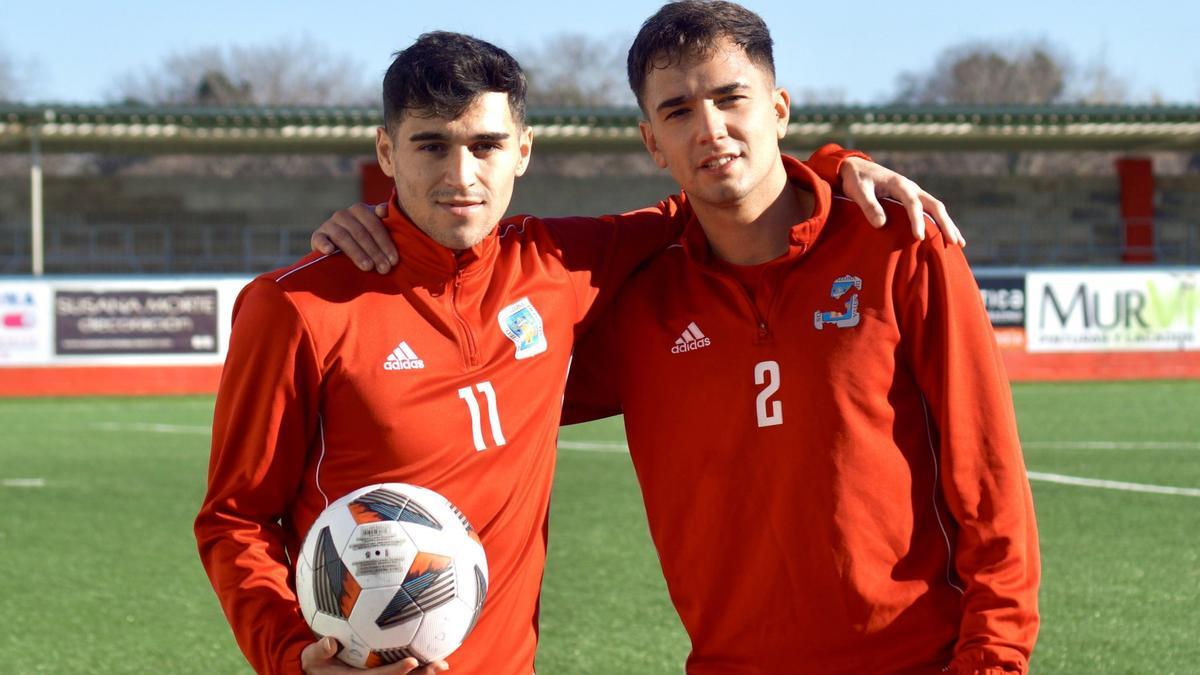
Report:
691,160,814,266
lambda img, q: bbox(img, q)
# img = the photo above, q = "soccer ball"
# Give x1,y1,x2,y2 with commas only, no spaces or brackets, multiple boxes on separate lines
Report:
294,483,488,667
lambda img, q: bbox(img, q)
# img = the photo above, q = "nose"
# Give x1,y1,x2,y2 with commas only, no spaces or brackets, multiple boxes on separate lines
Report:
444,148,478,189
695,101,728,145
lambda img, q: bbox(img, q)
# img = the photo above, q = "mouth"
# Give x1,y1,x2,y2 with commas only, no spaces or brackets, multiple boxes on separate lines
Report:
698,152,740,172
436,200,486,217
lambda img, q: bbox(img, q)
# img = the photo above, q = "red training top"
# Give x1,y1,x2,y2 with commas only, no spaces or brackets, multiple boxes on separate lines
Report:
565,156,1040,674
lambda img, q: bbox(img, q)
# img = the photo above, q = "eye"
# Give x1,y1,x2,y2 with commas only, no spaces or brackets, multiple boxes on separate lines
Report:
471,142,502,155
664,108,690,121
417,143,446,153
717,95,747,107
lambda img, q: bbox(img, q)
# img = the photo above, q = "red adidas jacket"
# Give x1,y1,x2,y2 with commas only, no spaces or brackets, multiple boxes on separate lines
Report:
564,156,1040,674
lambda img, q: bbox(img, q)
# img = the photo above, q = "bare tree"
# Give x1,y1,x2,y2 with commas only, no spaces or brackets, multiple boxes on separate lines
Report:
894,40,1067,105
519,33,633,107
1070,49,1129,104
788,86,849,105
0,40,31,102
109,36,375,107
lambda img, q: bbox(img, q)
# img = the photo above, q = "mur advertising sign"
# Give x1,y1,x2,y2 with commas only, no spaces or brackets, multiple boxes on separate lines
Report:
1025,270,1199,352
54,289,220,355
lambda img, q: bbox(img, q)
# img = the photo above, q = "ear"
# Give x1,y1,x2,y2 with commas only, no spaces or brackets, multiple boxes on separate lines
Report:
774,87,791,140
514,125,534,177
639,120,668,169
375,127,396,177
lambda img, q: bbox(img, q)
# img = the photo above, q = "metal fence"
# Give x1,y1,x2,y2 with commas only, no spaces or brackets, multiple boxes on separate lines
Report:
0,222,317,275
0,218,1196,275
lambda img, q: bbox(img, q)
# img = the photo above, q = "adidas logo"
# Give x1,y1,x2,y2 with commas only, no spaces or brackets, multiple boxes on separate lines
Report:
671,322,711,354
384,342,425,370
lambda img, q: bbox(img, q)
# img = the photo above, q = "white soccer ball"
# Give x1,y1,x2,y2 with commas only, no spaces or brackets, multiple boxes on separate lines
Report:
294,483,488,667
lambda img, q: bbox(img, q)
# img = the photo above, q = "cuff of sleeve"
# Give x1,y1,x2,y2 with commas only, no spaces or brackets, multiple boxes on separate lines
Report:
279,639,309,675
948,647,1028,675
805,143,873,190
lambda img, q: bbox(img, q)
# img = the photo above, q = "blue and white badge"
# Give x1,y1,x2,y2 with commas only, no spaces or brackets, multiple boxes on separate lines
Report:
498,297,547,359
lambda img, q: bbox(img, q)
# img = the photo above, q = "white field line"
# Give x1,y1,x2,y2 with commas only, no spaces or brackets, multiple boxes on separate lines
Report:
1,478,46,488
1027,471,1200,498
92,422,210,434
1,475,45,485
557,441,1200,497
1024,441,1200,451
557,440,628,452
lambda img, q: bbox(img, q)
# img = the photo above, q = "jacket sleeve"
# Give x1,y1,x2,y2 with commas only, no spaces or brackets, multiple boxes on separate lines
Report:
545,144,865,330
804,142,871,189
892,230,1041,674
542,199,683,333
194,278,322,675
561,300,624,425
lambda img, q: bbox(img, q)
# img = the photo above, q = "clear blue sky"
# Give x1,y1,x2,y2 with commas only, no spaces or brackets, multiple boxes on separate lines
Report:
3,0,1197,104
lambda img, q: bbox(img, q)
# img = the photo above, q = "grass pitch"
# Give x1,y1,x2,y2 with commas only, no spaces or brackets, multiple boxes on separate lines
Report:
0,381,1197,673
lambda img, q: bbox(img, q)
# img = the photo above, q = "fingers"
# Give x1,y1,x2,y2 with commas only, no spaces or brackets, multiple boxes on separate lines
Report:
843,177,887,228
312,232,337,256
313,203,396,273
374,657,449,674
921,192,965,247
877,177,925,241
300,637,342,673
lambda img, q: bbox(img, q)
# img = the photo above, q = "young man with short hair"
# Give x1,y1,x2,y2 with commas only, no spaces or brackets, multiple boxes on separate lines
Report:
564,2,1040,673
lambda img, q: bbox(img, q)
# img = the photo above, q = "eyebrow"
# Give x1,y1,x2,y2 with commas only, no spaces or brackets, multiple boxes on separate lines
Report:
655,82,749,113
407,131,511,142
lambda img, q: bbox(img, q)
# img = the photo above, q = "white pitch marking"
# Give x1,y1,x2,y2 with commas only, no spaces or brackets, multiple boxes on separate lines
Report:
2,478,46,488
557,440,629,452
92,422,209,434
1024,441,1200,451
557,443,1200,497
1027,471,1200,497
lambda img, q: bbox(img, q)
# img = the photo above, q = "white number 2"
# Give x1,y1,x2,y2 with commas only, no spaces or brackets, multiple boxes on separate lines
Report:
754,361,782,428
458,381,507,451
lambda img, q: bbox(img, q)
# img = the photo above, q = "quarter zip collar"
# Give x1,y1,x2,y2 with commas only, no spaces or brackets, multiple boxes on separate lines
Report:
383,192,500,285
679,154,833,271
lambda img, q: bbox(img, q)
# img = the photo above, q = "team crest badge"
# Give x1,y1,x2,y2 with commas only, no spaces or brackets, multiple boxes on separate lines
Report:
498,297,547,359
814,274,863,330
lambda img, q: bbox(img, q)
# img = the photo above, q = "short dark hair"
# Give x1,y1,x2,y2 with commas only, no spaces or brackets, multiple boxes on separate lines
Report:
627,1,776,112
382,31,528,132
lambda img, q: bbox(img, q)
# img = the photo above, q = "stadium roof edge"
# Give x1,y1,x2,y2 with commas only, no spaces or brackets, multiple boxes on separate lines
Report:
2,102,1199,153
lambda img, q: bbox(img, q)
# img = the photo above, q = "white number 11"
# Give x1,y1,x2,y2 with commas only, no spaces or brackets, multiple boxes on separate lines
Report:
458,381,506,451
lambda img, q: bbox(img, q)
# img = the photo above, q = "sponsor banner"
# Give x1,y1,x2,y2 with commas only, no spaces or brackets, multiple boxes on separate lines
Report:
1026,270,1200,352
55,288,220,356
976,274,1026,327
992,326,1027,352
0,283,53,364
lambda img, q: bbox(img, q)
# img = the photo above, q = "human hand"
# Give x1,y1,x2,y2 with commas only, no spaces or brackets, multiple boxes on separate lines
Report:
300,636,449,674
838,156,965,246
311,202,398,273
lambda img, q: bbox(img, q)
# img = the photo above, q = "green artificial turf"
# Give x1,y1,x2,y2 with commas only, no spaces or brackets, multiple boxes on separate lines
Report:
0,381,1196,673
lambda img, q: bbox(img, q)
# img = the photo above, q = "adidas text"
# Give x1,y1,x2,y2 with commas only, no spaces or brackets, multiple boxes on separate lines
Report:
384,341,425,370
671,337,711,354
384,357,425,370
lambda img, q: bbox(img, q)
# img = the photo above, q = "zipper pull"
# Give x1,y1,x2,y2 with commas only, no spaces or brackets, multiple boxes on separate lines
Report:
758,321,769,337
